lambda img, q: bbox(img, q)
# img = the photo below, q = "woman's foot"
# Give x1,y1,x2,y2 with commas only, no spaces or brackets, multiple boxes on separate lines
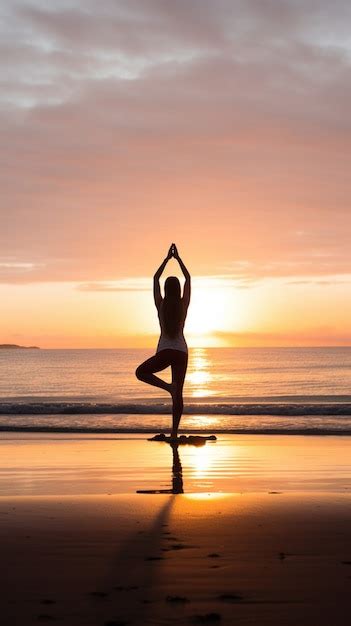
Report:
148,433,167,441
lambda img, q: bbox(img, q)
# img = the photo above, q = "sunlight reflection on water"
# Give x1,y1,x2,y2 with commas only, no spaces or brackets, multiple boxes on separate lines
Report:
187,348,214,397
0,434,350,496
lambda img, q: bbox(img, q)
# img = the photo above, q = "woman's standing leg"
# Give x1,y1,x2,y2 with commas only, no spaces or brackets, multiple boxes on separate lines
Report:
135,350,173,393
170,351,188,438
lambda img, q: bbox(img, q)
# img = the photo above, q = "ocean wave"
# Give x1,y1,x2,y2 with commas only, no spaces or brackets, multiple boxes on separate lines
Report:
1,401,351,416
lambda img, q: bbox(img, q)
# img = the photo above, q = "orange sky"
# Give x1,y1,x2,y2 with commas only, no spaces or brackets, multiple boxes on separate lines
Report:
1,1,351,348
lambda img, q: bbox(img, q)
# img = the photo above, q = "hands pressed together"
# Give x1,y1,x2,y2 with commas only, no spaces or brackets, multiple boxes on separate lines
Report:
154,243,189,282
166,243,180,261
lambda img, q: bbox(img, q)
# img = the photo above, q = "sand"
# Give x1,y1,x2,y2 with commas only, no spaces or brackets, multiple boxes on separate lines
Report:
0,434,350,625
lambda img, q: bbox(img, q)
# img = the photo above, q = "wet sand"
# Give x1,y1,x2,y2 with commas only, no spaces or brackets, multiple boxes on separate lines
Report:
0,433,350,496
0,434,350,625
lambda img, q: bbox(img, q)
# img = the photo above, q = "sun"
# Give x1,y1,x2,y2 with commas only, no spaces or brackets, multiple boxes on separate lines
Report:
182,278,248,347
185,284,228,337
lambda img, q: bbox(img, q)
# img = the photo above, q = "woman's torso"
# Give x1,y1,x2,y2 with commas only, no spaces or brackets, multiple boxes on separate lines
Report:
156,300,188,354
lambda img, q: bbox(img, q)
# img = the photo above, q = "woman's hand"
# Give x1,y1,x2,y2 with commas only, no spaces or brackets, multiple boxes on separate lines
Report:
172,244,190,304
172,243,179,259
166,244,174,260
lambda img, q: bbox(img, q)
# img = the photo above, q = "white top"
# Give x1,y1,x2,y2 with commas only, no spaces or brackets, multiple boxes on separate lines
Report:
157,330,188,354
156,301,188,354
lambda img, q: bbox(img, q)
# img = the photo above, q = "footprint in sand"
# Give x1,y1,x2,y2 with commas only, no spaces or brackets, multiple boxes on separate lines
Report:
166,595,190,603
190,613,222,623
165,535,179,540
162,543,193,552
40,599,56,605
217,592,244,602
88,591,109,598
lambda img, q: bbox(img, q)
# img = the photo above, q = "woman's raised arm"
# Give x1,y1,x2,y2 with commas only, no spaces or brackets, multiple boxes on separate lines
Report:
173,244,191,310
153,245,173,309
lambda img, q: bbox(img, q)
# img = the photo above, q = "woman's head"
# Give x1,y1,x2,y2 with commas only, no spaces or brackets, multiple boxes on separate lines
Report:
164,276,181,299
163,276,182,337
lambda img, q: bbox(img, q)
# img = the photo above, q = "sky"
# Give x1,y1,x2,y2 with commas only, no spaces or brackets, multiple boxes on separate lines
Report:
1,0,351,348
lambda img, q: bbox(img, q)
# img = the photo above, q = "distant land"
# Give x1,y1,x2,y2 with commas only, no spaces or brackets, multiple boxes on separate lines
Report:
0,344,40,350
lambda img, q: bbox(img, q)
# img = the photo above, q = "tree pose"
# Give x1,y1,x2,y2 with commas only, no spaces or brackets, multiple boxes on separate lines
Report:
136,244,190,439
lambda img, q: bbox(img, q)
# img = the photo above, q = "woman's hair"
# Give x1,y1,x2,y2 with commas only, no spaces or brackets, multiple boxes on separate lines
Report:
162,276,182,337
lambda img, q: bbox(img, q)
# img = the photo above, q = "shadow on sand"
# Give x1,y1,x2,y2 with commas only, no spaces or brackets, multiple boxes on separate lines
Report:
88,446,185,624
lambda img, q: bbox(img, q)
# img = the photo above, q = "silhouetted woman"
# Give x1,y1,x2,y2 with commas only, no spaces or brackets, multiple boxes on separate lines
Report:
136,244,190,439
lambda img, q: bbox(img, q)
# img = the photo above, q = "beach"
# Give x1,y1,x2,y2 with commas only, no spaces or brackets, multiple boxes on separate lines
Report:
1,349,350,624
4,0,351,621
1,433,350,625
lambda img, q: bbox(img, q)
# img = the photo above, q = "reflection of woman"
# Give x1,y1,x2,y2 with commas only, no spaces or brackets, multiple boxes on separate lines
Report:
136,244,191,440
171,444,184,493
137,443,183,494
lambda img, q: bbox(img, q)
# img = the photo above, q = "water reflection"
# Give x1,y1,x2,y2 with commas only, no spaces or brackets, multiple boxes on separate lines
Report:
137,444,183,494
170,444,184,494
187,348,213,397
136,437,217,495
192,444,212,478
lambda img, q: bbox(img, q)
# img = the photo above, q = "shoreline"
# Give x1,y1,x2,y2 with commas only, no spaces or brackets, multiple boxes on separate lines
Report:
1,425,351,435
1,433,350,497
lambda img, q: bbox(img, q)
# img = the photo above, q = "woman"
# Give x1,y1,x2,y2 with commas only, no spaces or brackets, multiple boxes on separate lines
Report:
136,243,190,440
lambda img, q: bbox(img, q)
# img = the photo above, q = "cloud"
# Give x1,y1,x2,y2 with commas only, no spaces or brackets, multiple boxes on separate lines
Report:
286,277,351,286
76,275,261,292
213,328,351,347
1,0,351,283
76,273,351,294
77,279,149,292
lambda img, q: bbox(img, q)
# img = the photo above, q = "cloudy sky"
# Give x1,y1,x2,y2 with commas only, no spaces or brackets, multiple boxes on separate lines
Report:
1,0,350,347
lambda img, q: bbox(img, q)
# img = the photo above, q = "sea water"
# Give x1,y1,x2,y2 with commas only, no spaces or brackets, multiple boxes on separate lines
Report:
1,347,351,434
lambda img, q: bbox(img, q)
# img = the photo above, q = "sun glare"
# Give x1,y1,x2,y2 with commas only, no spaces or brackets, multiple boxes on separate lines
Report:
187,349,214,396
186,287,227,335
192,445,213,477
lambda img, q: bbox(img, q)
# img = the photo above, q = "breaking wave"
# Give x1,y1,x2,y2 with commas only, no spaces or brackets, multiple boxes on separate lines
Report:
1,401,351,416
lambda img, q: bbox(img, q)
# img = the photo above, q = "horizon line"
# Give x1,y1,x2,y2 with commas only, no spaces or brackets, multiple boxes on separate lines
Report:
3,345,351,350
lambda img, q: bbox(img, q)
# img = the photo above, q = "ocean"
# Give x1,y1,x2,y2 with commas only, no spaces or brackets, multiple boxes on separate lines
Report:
1,347,351,434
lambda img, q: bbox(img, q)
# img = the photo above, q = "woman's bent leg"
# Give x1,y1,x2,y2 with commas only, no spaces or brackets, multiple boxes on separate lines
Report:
135,350,173,393
170,351,188,438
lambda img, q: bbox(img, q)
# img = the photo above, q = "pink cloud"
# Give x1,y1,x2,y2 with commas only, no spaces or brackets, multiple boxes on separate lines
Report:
1,0,350,283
